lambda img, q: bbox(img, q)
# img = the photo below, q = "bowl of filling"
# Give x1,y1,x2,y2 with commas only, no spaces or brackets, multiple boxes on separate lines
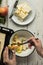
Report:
9,29,35,57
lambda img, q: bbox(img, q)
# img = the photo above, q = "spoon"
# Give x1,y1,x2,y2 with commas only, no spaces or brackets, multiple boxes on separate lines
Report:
11,38,38,46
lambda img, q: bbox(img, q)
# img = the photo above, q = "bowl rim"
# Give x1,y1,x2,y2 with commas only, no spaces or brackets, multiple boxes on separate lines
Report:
10,29,35,57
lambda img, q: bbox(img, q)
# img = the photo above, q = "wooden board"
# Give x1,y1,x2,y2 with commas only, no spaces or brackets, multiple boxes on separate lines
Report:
0,33,6,59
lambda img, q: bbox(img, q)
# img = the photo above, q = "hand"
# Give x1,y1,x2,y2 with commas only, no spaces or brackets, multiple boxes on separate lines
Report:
3,47,16,65
28,37,43,57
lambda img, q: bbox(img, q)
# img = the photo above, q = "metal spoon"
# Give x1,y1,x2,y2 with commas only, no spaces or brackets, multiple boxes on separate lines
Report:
11,38,38,46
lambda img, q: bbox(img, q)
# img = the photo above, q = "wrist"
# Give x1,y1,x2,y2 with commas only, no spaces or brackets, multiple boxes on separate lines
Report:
41,48,43,57
8,62,16,65
8,63,15,65
8,63,16,65
36,47,43,57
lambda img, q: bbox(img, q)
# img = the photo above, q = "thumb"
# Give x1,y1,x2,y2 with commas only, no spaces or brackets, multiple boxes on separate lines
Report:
5,47,9,59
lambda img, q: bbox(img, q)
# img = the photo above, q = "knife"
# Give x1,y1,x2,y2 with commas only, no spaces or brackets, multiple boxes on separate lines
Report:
9,0,19,18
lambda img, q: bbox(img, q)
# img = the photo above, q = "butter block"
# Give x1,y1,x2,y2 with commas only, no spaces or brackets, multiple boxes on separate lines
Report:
17,2,32,13
15,9,28,19
14,2,32,20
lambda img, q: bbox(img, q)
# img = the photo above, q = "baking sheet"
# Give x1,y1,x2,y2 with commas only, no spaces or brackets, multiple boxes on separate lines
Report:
0,26,14,61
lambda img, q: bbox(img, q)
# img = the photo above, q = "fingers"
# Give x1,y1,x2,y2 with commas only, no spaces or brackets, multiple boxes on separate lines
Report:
3,47,9,63
36,39,41,43
28,37,39,46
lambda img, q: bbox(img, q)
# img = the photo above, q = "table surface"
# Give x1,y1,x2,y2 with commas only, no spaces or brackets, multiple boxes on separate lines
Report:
0,0,43,65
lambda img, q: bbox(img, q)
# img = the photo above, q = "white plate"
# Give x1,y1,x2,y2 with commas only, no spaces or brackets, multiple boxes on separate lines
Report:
10,30,35,57
11,0,35,26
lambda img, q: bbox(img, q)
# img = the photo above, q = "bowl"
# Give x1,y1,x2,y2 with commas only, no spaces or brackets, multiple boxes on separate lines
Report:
10,29,35,57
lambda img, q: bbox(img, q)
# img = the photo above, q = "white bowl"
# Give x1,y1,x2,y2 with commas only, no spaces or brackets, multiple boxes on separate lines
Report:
10,29,35,57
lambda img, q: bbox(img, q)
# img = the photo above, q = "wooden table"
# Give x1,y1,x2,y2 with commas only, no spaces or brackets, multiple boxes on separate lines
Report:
0,0,43,65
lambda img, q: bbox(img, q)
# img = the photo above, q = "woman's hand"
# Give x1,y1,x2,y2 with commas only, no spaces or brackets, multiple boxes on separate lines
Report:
28,37,43,57
3,47,16,65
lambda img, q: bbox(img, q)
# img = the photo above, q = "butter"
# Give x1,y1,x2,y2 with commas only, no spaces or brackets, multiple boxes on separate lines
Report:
17,2,32,13
14,2,32,20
